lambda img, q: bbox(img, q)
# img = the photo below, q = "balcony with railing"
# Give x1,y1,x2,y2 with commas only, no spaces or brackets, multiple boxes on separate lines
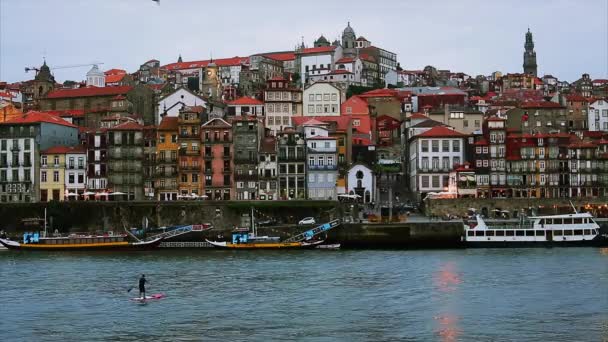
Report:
234,156,257,164
179,149,201,156
203,152,215,160
179,164,200,171
234,173,258,180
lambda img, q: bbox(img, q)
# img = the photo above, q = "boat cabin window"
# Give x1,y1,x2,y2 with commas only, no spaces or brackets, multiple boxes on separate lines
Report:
486,230,495,236
554,230,563,236
564,218,573,224
525,230,534,236
535,230,544,236
573,218,583,224
475,231,484,237
496,230,505,236
515,230,525,236
584,229,591,235
574,229,583,235
546,219,553,224
467,231,474,237
539,219,546,225
564,230,573,236
506,230,514,236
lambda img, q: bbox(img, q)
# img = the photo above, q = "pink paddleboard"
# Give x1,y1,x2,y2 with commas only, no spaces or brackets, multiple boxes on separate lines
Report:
130,293,166,302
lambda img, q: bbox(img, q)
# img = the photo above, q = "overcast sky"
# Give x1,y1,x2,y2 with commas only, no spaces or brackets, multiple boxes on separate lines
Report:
1,0,606,84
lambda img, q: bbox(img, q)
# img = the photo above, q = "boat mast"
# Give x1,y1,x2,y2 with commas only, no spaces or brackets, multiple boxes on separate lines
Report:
569,200,578,214
44,207,47,238
251,207,256,237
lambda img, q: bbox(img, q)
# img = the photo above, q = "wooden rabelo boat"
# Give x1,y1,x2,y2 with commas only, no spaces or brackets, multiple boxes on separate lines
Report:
0,233,163,251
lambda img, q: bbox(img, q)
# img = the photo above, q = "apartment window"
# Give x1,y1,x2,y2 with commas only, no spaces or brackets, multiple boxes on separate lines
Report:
463,120,468,128
12,170,18,182
316,105,322,113
483,146,488,154
159,135,165,144
476,147,481,154
474,120,480,128
452,140,460,152
0,140,5,150
309,156,315,166
431,140,439,152
41,155,47,166
331,94,337,101
421,157,429,169
172,135,177,143
315,94,321,101
442,140,449,152
78,157,84,169
323,93,330,101
453,157,460,167
41,171,47,182
69,174,75,184
53,171,59,182
308,105,314,114
421,141,429,153
69,157,75,169
309,94,314,102
192,174,198,183
24,139,30,150
476,160,482,167
432,175,440,188
421,175,429,188
53,156,59,166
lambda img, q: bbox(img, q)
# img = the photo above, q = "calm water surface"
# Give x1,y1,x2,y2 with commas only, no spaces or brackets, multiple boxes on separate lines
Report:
1,248,607,341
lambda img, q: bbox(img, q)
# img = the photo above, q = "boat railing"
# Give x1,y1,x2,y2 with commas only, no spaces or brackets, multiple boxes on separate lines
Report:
284,219,341,243
144,224,212,242
482,223,535,230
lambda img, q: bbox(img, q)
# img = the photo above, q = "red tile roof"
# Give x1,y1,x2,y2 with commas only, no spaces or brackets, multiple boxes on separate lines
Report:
105,73,126,84
302,118,327,126
473,138,488,145
264,52,296,62
105,69,126,75
163,57,249,70
0,111,76,127
0,91,14,98
335,57,355,64
42,145,86,154
158,117,178,131
330,69,352,75
297,46,336,55
109,121,143,131
359,53,375,63
227,97,263,106
46,85,132,99
416,126,465,138
565,94,588,102
341,96,369,115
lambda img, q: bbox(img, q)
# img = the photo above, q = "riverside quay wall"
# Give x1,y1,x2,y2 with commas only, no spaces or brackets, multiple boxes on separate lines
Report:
0,201,341,233
425,197,608,218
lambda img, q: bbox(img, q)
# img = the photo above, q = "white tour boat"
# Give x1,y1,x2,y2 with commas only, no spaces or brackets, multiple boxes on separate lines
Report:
464,212,606,247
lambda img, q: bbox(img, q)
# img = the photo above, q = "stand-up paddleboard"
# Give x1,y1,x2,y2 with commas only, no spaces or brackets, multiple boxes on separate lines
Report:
130,293,166,302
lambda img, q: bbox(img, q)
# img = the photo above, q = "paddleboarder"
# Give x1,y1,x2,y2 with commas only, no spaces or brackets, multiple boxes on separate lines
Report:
139,274,147,299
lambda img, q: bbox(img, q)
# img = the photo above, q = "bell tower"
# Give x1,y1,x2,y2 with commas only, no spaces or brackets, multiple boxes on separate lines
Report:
523,28,538,77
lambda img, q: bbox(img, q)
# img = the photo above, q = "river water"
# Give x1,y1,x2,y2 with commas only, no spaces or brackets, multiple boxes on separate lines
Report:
1,248,607,341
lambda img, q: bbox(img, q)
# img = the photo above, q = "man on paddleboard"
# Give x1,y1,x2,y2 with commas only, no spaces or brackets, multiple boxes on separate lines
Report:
139,274,147,299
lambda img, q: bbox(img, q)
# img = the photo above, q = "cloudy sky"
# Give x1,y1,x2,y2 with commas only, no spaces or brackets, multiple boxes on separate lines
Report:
0,0,606,83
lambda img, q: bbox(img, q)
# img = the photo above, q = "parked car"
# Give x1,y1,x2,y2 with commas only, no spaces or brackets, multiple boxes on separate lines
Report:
298,217,316,225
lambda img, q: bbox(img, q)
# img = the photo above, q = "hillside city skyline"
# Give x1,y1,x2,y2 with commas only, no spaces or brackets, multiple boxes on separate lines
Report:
1,0,607,83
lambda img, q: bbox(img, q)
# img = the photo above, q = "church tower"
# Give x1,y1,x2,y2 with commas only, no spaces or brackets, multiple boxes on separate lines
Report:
342,22,356,58
523,28,538,77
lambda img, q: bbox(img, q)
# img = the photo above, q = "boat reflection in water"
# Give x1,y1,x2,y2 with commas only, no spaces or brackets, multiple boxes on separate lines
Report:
433,262,462,342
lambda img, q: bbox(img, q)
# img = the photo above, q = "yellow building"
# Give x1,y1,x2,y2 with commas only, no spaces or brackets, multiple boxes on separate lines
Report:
156,117,179,200
40,146,69,201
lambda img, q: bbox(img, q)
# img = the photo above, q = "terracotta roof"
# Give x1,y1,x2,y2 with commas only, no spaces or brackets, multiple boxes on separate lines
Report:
298,46,336,54
227,97,263,106
335,57,355,64
163,57,249,70
416,126,465,138
592,79,608,84
292,116,352,132
42,145,86,154
0,111,76,128
520,101,563,109
264,52,296,62
105,69,126,76
181,105,205,113
46,85,132,99
565,94,588,102
108,121,143,131
473,138,488,145
105,73,126,84
359,53,375,63
158,117,178,131
0,91,14,98
409,119,445,129
356,36,368,42
329,69,352,75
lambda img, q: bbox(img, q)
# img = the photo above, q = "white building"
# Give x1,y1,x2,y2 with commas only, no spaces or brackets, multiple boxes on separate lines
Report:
408,126,466,199
157,88,207,124
86,65,105,87
346,163,375,203
264,77,302,134
297,46,343,87
227,97,264,117
588,98,608,131
65,146,87,198
303,82,341,116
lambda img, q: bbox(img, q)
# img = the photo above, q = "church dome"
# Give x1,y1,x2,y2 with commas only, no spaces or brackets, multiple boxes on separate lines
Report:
314,35,330,47
343,22,356,37
86,64,105,87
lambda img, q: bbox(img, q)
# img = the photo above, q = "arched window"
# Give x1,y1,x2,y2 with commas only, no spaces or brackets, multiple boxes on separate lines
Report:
356,170,364,179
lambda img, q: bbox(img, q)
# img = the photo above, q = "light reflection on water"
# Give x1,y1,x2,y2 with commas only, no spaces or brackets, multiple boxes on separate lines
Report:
0,248,607,341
